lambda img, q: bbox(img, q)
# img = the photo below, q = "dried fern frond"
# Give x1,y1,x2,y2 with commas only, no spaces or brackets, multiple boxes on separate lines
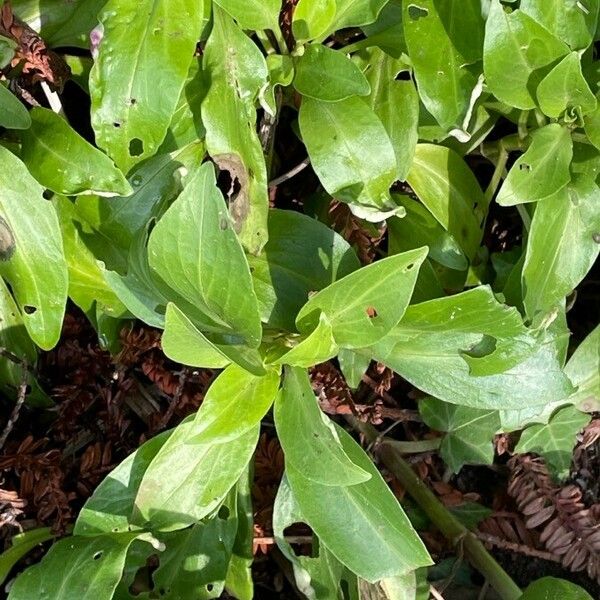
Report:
508,455,600,582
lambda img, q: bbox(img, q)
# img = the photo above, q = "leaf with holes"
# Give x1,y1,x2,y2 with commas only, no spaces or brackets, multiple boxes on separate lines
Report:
536,52,596,119
497,124,573,206
299,96,401,221
403,0,485,133
21,108,131,197
152,517,238,599
296,247,428,348
7,533,152,600
0,147,67,350
367,287,574,410
201,5,269,253
91,0,204,172
286,425,432,582
363,47,419,181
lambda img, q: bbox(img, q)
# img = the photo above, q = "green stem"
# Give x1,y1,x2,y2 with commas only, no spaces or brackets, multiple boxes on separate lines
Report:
483,144,509,207
382,438,441,454
349,418,522,600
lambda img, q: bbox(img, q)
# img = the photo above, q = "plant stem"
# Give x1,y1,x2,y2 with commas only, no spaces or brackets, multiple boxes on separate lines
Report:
483,144,509,207
348,418,522,600
382,438,441,453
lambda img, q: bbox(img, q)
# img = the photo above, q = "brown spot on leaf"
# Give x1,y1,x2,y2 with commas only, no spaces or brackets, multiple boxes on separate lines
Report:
0,215,15,261
366,306,378,318
213,153,250,235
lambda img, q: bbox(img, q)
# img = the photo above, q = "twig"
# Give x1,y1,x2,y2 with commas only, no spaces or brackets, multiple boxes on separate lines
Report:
475,532,561,563
268,158,311,188
360,374,422,421
429,584,446,600
347,417,522,600
0,375,29,451
156,368,188,430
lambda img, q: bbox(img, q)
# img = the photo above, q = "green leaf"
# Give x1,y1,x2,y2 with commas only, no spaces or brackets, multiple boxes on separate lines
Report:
522,178,600,318
519,577,593,600
53,196,125,317
247,209,360,331
189,364,280,444
360,0,405,58
148,162,262,347
76,142,204,255
224,468,254,600
368,287,575,409
91,0,204,172
296,247,428,348
293,0,337,43
585,95,600,151
497,124,573,206
75,428,174,534
272,313,338,367
20,108,131,197
403,0,484,132
338,348,370,389
515,406,591,480
536,52,597,118
520,0,600,50
328,0,390,32
0,279,50,408
565,324,600,412
153,517,237,599
7,533,148,600
159,59,208,153
0,147,67,350
364,48,419,181
420,397,500,472
214,0,281,31
0,83,31,129
201,5,269,253
294,45,370,102
0,33,15,69
13,0,108,48
273,476,345,600
275,366,370,486
387,197,468,271
299,96,401,220
134,420,259,530
286,425,432,582
484,0,569,110
162,304,266,375
406,144,485,260
358,572,418,600
162,303,231,368
0,528,54,586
